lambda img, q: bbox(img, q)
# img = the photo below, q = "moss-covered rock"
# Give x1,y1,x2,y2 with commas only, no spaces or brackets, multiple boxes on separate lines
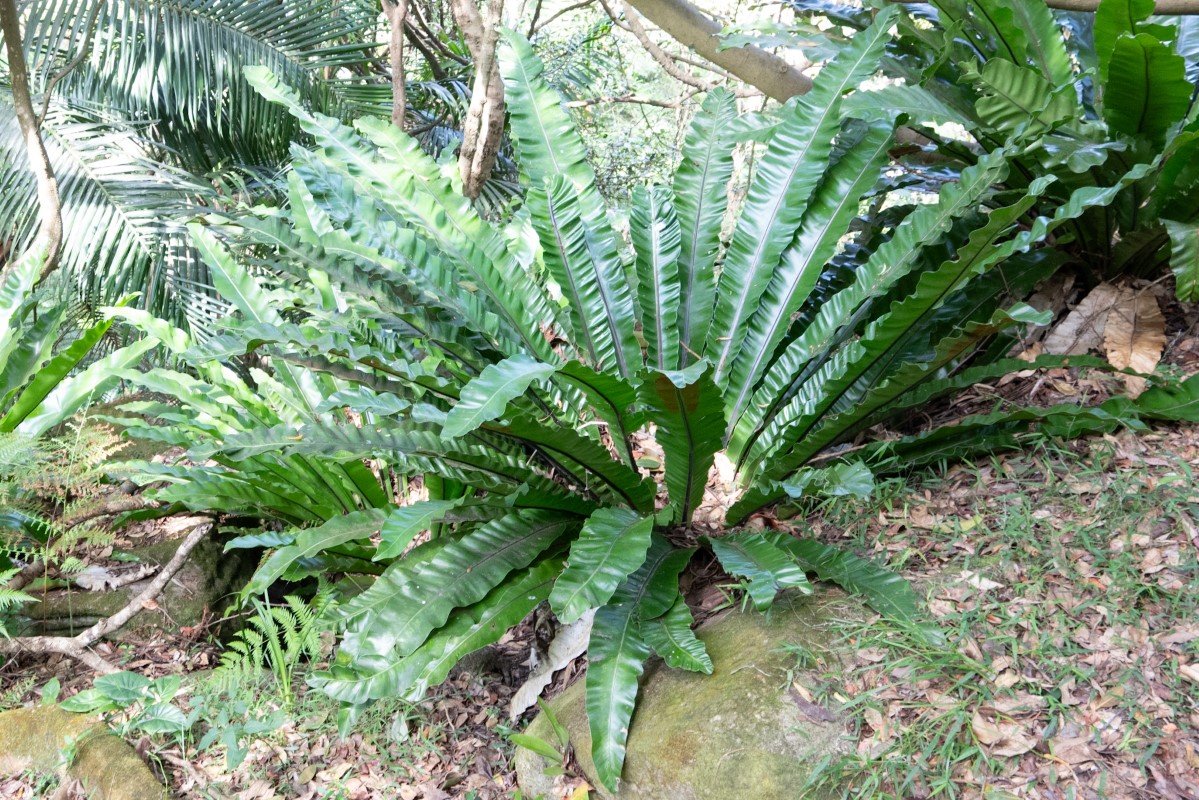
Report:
19,519,253,637
0,705,166,799
515,590,861,800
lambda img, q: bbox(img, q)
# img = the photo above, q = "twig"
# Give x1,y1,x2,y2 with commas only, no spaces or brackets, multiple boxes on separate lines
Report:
60,496,161,529
4,560,47,592
532,0,595,33
565,90,701,109
36,0,104,127
0,523,212,674
615,1,762,98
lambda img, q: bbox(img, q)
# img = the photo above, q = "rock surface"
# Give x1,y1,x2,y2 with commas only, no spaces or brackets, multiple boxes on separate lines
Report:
515,590,861,799
0,704,167,799
18,516,251,636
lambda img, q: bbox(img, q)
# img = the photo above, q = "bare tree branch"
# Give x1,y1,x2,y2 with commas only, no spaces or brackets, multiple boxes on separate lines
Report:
615,0,763,97
0,0,63,285
533,0,596,33
4,561,47,593
0,524,212,674
565,90,702,109
622,0,812,101
60,496,161,529
404,20,450,81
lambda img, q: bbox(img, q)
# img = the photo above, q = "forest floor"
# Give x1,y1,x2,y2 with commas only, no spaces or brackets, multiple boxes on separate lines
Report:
3,283,1199,799
3,422,1198,799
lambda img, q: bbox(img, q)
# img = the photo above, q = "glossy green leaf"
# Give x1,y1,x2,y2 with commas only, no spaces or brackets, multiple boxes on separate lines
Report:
1002,0,1074,85
0,319,113,433
723,121,893,432
14,338,157,438
311,557,561,704
638,364,725,525
500,32,641,377
375,499,467,561
641,594,712,674
94,671,152,706
707,7,897,383
549,507,654,624
673,89,738,368
1165,219,1199,302
59,689,115,714
135,703,190,734
764,534,940,643
965,59,1075,137
586,598,650,793
510,734,561,761
1103,34,1191,143
584,534,694,790
750,176,1054,476
630,186,682,372
526,177,636,372
732,147,1013,467
337,510,575,665
842,84,968,126
443,355,557,440
1095,0,1154,80
555,361,643,465
246,509,387,594
708,533,811,610
488,414,656,512
1135,373,1199,421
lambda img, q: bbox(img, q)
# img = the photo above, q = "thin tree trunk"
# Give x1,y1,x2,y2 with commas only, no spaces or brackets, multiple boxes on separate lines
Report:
383,0,409,129
451,0,505,199
0,0,63,285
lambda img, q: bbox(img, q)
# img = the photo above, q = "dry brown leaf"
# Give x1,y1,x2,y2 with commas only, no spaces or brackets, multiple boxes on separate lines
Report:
1179,663,1199,685
509,609,594,719
971,711,1037,756
957,570,1004,593
1026,272,1076,336
1103,288,1165,397
1043,282,1122,356
1050,735,1098,766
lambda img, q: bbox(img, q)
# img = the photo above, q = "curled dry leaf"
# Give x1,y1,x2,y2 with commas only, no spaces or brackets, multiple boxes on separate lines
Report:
1103,288,1166,398
509,609,595,719
957,570,1004,594
1178,663,1199,685
971,711,1037,757
1043,282,1122,356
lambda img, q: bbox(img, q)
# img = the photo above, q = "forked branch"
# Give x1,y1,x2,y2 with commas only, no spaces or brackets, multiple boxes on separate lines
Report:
0,524,212,674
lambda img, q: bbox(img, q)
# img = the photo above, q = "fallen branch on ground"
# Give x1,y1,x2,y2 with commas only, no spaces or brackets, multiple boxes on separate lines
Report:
61,496,162,529
0,523,212,673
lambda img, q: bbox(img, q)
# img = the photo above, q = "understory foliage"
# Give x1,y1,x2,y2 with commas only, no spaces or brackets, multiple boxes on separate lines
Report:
792,0,1199,298
110,15,1199,791
216,592,332,708
0,248,150,616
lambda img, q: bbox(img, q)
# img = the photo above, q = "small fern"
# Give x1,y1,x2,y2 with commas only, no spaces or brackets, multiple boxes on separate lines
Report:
216,591,334,706
0,567,35,638
0,426,125,566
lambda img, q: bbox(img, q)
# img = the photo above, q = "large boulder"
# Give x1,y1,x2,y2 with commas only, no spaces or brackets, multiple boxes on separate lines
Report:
0,704,167,799
515,590,861,800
